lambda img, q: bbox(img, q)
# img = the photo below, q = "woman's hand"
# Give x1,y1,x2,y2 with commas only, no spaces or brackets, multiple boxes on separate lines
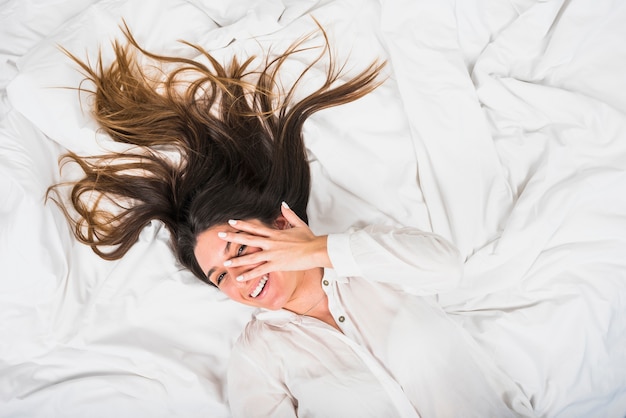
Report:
218,202,332,282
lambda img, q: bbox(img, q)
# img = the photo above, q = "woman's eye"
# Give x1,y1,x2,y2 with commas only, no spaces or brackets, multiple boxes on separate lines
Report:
216,272,226,286
237,245,247,257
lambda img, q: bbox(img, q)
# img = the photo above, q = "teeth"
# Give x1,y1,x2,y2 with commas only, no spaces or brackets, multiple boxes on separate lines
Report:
250,275,268,298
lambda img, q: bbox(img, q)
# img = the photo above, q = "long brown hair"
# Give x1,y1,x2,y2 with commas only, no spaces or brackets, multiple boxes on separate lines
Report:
49,23,385,284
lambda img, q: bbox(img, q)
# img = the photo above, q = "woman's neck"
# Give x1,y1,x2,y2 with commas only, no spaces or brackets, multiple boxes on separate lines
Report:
285,267,340,331
284,267,325,314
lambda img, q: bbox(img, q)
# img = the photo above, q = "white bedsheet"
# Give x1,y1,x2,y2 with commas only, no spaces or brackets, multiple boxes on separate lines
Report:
1,0,625,417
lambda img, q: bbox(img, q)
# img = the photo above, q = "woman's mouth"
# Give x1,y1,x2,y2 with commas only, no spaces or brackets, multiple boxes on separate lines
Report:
250,275,268,298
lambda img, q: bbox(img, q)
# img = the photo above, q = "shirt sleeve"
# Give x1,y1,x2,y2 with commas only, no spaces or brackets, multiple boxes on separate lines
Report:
227,342,297,418
326,225,463,294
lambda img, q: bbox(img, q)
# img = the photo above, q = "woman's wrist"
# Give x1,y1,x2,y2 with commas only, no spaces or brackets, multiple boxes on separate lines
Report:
313,235,333,269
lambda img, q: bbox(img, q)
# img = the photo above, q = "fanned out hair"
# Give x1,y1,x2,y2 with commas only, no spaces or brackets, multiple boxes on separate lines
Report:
49,23,385,284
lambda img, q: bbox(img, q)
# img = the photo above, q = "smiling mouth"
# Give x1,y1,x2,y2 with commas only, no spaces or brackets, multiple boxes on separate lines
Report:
250,275,268,298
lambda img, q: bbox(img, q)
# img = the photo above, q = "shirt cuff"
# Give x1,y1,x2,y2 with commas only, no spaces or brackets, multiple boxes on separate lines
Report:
326,233,362,278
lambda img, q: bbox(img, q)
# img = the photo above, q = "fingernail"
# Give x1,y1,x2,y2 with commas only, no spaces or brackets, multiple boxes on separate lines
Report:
228,219,237,226
223,260,232,267
218,232,227,238
281,201,289,209
236,275,244,282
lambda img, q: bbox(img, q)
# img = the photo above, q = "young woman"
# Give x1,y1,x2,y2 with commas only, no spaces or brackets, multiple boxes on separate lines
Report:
51,27,534,417
197,203,534,417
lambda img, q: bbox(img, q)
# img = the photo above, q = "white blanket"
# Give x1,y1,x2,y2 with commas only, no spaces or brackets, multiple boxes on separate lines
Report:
1,0,625,416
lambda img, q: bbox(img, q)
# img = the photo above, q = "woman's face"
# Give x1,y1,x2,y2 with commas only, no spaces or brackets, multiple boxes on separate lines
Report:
193,220,304,310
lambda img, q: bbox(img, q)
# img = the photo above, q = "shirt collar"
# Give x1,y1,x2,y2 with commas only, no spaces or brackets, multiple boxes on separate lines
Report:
323,267,349,284
252,269,348,326
254,308,299,327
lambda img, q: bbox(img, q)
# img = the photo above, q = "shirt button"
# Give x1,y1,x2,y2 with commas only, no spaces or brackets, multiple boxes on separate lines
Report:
338,316,345,323
322,280,330,286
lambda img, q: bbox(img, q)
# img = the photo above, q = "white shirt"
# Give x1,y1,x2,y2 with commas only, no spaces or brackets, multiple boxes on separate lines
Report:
227,226,535,417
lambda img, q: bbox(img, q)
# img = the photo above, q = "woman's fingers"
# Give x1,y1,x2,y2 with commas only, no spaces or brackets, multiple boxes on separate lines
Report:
280,201,307,227
224,250,266,268
234,264,273,283
217,230,271,250
226,219,272,237
224,202,308,238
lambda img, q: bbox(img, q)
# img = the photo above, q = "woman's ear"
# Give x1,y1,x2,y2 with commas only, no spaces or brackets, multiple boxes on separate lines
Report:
273,215,291,230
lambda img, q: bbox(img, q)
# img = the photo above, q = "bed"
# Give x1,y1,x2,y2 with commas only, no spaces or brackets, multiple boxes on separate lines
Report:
1,0,625,416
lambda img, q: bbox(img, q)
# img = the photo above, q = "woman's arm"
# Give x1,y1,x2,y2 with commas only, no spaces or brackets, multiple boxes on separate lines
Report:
327,225,463,293
219,202,463,292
